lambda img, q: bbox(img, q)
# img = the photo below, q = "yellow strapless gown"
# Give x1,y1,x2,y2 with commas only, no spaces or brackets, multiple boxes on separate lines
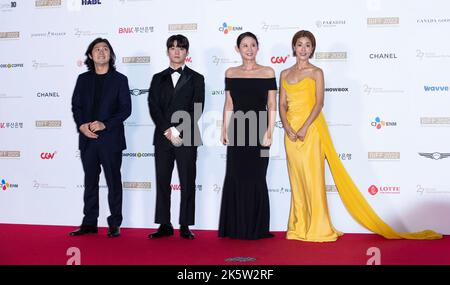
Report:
282,77,442,242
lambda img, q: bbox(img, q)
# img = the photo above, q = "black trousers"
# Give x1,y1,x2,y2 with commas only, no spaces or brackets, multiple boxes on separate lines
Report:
80,141,123,227
154,145,197,226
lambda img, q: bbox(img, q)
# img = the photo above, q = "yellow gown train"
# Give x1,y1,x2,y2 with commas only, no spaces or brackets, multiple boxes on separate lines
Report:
282,77,442,242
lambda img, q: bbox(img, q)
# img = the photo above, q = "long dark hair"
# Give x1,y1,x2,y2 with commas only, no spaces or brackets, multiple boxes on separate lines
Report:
84,38,116,71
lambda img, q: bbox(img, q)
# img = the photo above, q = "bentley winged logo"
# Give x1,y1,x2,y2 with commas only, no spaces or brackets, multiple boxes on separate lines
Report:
418,152,450,160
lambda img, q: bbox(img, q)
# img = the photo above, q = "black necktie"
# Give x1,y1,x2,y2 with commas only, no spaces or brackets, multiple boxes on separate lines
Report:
169,67,182,74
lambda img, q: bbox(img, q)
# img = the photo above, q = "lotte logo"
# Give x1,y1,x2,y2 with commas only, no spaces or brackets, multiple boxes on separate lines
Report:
271,55,289,64
368,185,379,195
41,151,57,160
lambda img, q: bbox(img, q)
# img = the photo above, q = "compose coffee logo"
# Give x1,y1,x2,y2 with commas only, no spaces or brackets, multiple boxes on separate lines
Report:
420,117,450,126
35,0,61,7
35,120,62,128
0,151,20,158
315,52,347,60
0,63,24,69
368,152,400,160
122,56,151,64
168,23,198,31
418,152,450,160
122,152,154,158
367,17,400,26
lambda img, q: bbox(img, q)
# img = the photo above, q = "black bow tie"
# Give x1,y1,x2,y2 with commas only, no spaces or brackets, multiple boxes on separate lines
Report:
169,67,182,74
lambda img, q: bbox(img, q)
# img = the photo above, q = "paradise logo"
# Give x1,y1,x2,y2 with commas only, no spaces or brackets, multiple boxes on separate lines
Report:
219,22,243,34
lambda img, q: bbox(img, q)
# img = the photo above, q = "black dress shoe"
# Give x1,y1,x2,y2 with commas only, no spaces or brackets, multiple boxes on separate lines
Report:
148,224,174,238
180,225,195,240
107,226,120,237
69,225,98,236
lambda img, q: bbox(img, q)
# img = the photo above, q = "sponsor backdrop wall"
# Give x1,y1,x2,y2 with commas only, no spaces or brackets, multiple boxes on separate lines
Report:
1,0,449,234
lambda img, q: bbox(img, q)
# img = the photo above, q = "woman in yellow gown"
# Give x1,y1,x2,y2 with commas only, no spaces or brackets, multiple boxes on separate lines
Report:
279,30,442,242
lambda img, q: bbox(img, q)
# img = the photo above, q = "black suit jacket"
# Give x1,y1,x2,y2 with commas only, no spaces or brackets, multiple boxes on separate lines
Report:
71,70,132,152
148,66,205,149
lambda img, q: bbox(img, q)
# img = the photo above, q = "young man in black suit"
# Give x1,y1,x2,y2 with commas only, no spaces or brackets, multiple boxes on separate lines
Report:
148,34,205,239
70,38,131,238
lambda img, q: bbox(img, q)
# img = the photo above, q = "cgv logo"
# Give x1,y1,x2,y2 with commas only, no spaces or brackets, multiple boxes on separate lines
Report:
270,56,289,64
41,151,57,160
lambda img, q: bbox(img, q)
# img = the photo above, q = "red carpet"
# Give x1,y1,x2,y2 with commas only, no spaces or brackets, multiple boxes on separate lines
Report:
0,223,448,265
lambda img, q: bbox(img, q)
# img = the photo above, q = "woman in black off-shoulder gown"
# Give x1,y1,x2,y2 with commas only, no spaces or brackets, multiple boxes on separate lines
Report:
219,32,277,239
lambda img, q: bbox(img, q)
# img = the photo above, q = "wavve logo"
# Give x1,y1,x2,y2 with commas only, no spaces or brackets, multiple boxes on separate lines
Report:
424,85,449,92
